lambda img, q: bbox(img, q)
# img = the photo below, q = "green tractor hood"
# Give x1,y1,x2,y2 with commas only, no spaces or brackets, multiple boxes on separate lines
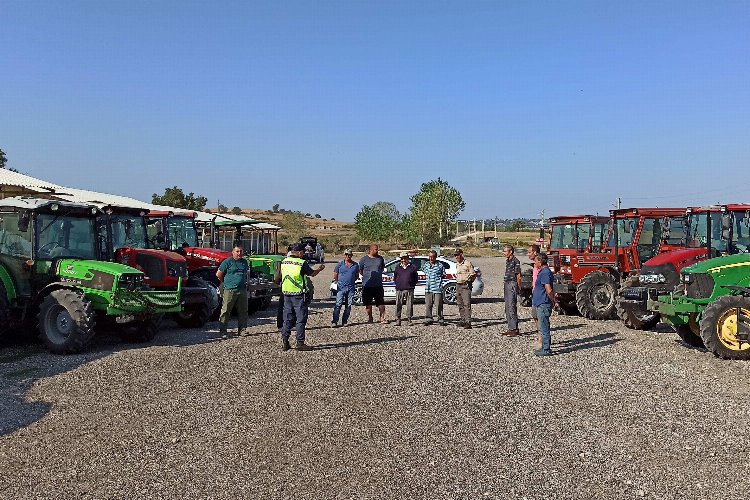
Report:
54,258,182,314
683,253,750,276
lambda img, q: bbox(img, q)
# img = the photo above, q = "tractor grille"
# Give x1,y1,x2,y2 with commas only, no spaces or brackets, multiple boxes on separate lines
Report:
686,273,714,299
136,253,165,282
166,260,187,279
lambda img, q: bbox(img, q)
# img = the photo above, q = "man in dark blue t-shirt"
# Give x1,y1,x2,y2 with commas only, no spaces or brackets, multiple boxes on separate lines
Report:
531,252,556,357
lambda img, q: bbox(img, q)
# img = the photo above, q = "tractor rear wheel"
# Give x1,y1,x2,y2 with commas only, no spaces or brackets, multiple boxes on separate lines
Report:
675,314,704,348
120,314,163,343
38,289,96,354
0,283,11,338
700,295,750,360
575,271,618,320
174,277,215,328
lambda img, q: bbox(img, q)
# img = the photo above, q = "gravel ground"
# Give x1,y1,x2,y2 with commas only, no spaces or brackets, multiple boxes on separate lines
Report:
2,253,750,499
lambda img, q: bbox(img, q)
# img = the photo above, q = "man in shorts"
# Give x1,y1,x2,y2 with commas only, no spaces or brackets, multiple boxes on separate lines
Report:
359,244,386,323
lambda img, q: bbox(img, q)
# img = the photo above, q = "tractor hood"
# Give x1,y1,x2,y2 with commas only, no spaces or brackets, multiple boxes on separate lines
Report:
125,247,185,262
55,259,143,291
183,246,231,265
684,253,750,275
643,248,710,271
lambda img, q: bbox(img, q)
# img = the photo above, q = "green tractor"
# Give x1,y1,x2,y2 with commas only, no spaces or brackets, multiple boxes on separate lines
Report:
0,198,181,354
648,253,750,360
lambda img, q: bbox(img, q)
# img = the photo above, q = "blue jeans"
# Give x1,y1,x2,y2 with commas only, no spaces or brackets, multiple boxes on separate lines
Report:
533,303,553,351
333,288,355,325
282,294,309,342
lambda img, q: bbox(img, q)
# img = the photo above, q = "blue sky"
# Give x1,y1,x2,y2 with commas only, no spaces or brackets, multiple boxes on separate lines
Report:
2,1,749,221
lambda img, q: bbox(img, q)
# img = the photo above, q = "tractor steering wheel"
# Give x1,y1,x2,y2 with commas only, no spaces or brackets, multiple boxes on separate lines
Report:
38,241,61,257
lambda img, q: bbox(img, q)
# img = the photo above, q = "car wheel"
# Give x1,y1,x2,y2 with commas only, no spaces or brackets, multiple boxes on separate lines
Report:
442,283,458,305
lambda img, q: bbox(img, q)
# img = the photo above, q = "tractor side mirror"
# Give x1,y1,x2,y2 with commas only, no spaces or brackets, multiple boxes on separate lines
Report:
18,211,30,232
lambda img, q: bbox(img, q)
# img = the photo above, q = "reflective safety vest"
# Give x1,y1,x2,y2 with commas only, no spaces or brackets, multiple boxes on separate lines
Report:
281,257,306,295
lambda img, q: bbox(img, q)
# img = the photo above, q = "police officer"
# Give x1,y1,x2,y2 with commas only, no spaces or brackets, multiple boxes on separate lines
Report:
280,243,325,351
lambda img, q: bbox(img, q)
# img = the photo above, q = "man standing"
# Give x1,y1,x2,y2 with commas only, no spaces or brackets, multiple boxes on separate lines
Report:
280,244,325,351
332,249,359,327
532,253,555,356
359,244,386,324
216,245,249,339
528,243,541,330
502,244,522,337
423,250,446,326
453,248,476,329
393,252,418,326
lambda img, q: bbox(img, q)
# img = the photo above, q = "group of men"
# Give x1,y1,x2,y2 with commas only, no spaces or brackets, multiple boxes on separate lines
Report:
331,244,477,329
214,241,556,356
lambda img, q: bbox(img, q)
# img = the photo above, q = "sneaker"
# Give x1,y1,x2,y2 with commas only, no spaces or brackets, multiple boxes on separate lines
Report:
438,321,447,326
281,338,291,351
296,342,313,352
533,348,552,357
331,322,339,328
463,324,472,329
504,330,519,337
424,320,434,326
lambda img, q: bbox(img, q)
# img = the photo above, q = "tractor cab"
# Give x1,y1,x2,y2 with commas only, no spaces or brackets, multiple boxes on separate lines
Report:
0,198,181,353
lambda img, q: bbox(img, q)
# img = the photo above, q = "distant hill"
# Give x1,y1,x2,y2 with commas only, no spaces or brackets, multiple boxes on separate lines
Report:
209,208,355,240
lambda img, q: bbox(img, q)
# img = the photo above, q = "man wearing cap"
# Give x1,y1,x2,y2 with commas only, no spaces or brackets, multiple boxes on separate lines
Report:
393,252,418,326
280,243,325,351
331,249,359,327
453,248,477,329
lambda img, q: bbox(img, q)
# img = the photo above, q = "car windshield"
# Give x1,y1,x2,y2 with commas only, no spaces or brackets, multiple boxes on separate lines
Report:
37,214,97,260
110,215,148,250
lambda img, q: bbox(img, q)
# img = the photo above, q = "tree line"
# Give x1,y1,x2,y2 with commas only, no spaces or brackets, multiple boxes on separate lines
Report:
354,177,465,246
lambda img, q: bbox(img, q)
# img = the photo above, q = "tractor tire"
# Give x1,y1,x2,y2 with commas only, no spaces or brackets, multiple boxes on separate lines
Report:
37,289,96,354
247,298,261,315
699,295,750,360
442,283,458,305
173,277,215,328
557,298,580,316
120,314,163,343
261,296,273,310
616,275,658,330
575,271,618,320
0,283,11,338
675,314,704,348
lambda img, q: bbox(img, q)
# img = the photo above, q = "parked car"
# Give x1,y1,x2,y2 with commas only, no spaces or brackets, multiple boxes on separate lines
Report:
299,236,325,263
329,255,484,305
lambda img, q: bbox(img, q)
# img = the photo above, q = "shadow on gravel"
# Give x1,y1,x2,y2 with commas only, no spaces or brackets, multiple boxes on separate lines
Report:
0,318,253,436
554,332,620,354
551,323,586,332
313,335,417,350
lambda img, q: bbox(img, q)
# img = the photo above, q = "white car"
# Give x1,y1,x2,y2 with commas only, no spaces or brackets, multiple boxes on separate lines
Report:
329,255,484,305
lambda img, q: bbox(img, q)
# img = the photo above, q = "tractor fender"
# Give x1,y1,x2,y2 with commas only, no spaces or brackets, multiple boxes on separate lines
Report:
0,265,17,301
34,282,86,306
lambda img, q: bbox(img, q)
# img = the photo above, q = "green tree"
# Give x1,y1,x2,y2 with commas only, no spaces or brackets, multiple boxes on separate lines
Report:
152,186,207,210
282,211,306,243
231,206,243,215
509,220,525,232
272,203,280,212
0,149,7,169
408,178,465,244
218,203,228,213
354,201,401,241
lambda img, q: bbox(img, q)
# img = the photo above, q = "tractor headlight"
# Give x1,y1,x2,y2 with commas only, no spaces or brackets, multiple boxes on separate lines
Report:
682,273,691,283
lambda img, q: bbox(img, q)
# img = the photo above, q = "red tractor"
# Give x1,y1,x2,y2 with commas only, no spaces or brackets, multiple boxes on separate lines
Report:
551,207,687,319
520,215,608,306
146,210,279,314
617,204,750,331
100,206,218,327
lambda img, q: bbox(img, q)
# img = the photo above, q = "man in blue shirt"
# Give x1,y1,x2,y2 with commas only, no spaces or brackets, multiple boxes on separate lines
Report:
216,245,249,338
422,250,446,326
532,252,556,356
331,249,359,327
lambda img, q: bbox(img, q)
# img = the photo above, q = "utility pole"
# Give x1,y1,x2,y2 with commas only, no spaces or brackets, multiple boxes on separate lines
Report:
494,217,498,238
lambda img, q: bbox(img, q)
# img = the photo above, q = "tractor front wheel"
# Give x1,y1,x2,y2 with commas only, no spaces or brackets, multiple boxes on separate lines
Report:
0,283,11,338
700,295,750,360
575,271,618,320
617,299,659,330
174,277,216,328
38,289,96,354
